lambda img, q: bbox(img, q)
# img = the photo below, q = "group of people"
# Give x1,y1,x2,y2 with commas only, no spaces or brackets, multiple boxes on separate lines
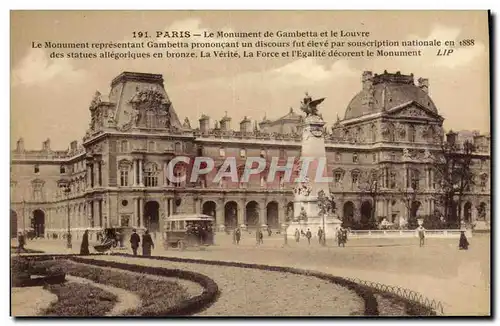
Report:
78,229,155,256
186,222,213,246
293,226,348,247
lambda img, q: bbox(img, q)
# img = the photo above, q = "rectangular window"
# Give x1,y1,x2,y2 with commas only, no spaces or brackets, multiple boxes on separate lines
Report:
372,153,377,162
120,170,129,186
352,173,359,187
34,164,40,173
335,152,341,162
353,153,358,163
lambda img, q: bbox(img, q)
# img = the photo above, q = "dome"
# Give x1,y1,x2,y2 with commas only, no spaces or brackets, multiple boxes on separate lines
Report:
344,71,438,120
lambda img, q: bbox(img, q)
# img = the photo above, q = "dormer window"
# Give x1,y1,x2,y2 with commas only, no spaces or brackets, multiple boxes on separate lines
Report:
260,149,266,158
240,149,246,158
60,165,66,174
34,164,40,174
352,153,358,163
219,148,226,157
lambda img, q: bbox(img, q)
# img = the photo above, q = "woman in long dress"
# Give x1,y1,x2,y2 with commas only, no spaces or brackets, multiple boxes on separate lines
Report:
459,231,469,250
142,230,154,256
80,230,90,255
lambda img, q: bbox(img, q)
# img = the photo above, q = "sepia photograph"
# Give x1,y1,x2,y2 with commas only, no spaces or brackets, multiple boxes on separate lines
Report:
9,10,491,317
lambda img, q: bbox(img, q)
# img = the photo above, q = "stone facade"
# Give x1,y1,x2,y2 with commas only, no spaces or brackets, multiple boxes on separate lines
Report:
10,71,491,239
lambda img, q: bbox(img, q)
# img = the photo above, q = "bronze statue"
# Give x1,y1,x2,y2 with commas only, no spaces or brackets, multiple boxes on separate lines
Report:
300,92,325,117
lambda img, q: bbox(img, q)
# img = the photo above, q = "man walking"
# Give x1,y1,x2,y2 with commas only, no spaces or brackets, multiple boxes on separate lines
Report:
317,227,324,245
142,230,154,256
417,225,426,247
17,232,26,253
130,229,140,256
306,229,312,245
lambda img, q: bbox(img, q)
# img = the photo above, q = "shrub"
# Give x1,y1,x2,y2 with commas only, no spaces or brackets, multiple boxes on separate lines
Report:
43,282,117,316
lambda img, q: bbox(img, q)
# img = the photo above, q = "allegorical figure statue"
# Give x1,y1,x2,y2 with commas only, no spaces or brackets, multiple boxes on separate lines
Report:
299,207,308,221
300,92,325,117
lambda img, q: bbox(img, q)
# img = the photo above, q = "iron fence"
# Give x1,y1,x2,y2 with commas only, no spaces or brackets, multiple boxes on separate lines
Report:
346,277,445,315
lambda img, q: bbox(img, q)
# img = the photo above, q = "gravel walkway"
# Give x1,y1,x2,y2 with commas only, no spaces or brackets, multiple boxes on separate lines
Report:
66,275,141,316
82,255,365,316
11,286,58,316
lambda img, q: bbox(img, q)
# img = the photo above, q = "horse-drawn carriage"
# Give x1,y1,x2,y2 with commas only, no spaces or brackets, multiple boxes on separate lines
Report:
163,214,215,250
93,227,127,253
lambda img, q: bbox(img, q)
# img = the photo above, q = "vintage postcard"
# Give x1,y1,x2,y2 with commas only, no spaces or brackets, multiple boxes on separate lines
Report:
10,10,491,317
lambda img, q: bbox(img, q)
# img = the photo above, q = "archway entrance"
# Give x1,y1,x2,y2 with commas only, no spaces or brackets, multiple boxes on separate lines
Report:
246,201,260,229
10,210,18,238
411,201,422,219
202,201,217,218
32,209,45,238
343,201,355,222
360,201,372,229
266,201,279,229
464,202,472,222
224,201,238,229
144,201,160,232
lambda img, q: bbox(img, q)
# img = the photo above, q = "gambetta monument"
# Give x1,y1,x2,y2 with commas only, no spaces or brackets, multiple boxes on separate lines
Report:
286,93,342,240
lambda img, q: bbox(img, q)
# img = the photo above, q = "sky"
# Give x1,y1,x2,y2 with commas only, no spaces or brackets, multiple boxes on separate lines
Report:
10,10,490,150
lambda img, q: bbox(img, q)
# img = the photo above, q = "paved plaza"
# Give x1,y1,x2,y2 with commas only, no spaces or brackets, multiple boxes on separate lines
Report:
14,232,490,316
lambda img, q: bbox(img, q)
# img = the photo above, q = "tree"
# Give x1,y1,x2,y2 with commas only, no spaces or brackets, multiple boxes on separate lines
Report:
433,138,475,227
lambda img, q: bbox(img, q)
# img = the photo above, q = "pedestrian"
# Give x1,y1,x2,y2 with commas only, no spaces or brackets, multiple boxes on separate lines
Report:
80,230,90,255
235,227,241,245
130,229,140,256
294,228,300,243
459,231,469,250
267,228,272,237
17,232,26,253
142,229,154,256
337,227,347,247
317,227,324,245
417,225,426,247
306,229,312,245
259,229,264,245
256,228,261,245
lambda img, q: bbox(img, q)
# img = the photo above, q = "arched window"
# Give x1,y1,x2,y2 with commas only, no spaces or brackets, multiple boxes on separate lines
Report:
409,125,416,143
351,170,360,189
146,110,156,128
410,169,420,190
119,160,131,187
144,162,159,187
120,140,129,153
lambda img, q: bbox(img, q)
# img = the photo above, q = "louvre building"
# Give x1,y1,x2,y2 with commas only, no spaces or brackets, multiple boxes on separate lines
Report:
10,71,491,240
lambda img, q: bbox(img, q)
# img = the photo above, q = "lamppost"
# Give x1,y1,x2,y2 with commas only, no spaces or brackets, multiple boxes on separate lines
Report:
64,186,72,249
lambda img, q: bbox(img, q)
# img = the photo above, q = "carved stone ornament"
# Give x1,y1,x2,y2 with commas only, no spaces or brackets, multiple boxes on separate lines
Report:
89,91,102,111
396,123,406,138
309,125,324,137
402,148,411,160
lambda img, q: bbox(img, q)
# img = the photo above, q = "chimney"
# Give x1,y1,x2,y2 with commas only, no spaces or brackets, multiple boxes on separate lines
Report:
240,116,251,133
446,130,457,145
70,140,78,151
42,138,51,151
418,77,429,93
199,114,210,133
362,71,373,91
220,112,231,131
16,138,24,152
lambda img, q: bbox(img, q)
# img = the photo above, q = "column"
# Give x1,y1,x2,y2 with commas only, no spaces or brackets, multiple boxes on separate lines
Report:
163,161,168,186
86,164,91,189
216,200,224,229
238,200,245,226
98,161,102,187
132,160,137,186
278,201,285,225
133,198,139,226
259,202,267,226
472,203,477,222
139,160,144,186
139,198,144,228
